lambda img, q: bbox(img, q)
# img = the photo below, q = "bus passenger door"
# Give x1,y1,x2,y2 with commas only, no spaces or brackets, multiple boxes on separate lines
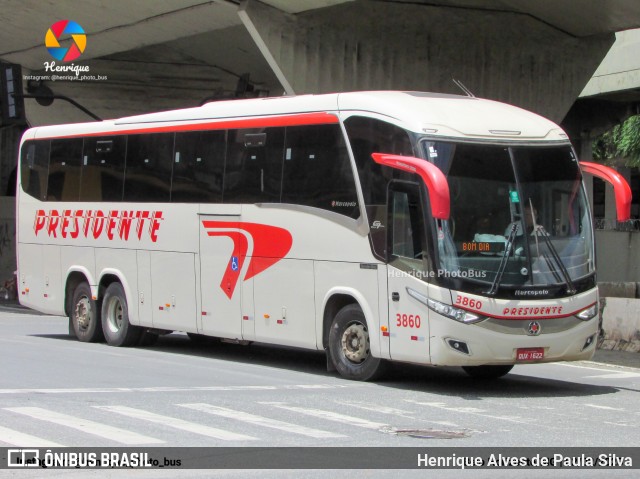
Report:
198,214,243,339
387,183,431,364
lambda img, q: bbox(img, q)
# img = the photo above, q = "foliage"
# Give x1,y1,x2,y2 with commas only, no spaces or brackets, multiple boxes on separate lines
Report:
592,114,640,167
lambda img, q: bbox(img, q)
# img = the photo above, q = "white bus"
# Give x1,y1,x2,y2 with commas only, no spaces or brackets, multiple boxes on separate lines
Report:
16,91,631,380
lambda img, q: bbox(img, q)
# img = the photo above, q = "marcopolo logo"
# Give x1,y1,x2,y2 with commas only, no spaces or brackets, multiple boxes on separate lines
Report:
45,20,86,61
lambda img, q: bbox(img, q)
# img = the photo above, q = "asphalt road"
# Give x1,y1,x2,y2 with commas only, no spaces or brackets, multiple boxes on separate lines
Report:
1,305,638,478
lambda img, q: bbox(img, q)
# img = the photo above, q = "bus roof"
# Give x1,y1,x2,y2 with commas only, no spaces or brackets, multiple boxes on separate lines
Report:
27,91,567,142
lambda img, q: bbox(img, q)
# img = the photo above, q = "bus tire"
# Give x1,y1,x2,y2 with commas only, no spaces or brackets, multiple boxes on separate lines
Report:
462,365,513,379
70,282,103,342
101,282,141,347
329,304,385,381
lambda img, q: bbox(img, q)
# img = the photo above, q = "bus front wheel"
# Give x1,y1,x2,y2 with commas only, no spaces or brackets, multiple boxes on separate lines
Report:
70,282,103,343
462,365,513,379
101,282,141,347
329,304,385,381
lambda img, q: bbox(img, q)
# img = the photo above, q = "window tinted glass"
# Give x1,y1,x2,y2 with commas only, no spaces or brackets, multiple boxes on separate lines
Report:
20,140,50,200
172,130,225,203
48,139,83,201
282,124,359,219
123,133,174,202
223,128,284,203
344,116,414,257
81,136,126,202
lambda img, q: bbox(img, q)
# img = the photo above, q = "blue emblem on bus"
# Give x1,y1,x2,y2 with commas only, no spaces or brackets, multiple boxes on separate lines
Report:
230,256,239,271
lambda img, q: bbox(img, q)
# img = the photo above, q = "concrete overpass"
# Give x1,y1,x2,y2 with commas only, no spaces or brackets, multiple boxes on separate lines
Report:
2,0,640,127
2,0,640,289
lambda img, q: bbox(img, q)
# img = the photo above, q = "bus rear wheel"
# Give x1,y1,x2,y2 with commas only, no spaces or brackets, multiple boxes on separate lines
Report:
70,282,103,342
101,282,141,347
462,365,513,379
329,304,385,381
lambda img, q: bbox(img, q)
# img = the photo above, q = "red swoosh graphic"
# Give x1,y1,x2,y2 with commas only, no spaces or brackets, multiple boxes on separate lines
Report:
202,221,293,298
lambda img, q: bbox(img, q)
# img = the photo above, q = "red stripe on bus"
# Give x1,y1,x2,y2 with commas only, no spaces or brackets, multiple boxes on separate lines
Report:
35,112,339,140
455,302,597,320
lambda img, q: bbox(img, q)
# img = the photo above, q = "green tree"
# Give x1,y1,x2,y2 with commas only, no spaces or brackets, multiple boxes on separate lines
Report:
592,114,640,167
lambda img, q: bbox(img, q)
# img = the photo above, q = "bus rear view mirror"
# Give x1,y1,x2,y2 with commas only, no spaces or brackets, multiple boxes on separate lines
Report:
371,152,450,220
579,161,632,222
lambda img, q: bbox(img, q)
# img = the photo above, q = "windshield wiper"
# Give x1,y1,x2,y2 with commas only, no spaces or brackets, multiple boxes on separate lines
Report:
533,225,577,294
485,222,518,296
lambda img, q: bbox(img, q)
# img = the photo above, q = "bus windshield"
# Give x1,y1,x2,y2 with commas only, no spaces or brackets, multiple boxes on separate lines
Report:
421,141,594,291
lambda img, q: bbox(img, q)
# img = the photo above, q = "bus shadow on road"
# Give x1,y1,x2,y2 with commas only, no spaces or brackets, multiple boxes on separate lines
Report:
379,362,623,399
132,333,626,399
32,331,623,399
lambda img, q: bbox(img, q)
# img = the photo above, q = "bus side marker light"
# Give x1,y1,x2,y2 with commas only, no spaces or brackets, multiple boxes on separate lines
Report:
264,314,270,319
242,315,249,321
201,311,208,316
382,331,390,337
381,326,388,332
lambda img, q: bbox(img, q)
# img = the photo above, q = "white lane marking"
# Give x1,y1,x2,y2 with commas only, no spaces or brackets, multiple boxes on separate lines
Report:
603,422,638,427
551,362,639,374
0,425,64,447
179,403,345,439
405,400,535,425
95,405,257,441
334,401,415,416
584,404,625,411
584,371,640,379
0,384,353,395
4,407,163,445
261,402,387,430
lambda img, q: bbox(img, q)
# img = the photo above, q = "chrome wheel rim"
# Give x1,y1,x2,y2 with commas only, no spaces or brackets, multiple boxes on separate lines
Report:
106,296,124,333
74,296,91,332
340,322,369,363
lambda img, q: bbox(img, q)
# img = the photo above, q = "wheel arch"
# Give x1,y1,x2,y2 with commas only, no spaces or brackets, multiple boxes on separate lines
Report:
97,269,139,325
64,268,94,317
321,287,380,356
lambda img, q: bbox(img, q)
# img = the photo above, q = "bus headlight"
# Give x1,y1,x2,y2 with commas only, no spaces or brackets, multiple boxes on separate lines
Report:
575,304,597,321
426,298,486,324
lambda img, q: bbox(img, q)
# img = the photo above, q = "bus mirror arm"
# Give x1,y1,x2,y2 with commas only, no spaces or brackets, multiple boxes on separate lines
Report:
579,161,632,222
371,153,450,220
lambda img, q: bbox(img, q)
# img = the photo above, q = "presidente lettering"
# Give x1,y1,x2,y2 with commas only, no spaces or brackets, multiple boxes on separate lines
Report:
502,306,564,317
33,209,163,242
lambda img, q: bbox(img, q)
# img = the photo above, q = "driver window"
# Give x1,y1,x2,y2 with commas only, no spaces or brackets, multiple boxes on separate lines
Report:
390,187,424,259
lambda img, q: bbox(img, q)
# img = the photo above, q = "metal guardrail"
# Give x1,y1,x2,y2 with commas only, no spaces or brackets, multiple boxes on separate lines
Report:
594,218,640,231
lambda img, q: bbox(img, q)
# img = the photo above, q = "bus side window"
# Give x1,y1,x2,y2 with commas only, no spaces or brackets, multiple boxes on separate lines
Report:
223,127,285,204
20,140,50,201
48,139,83,201
172,130,225,203
123,133,174,202
281,124,359,219
81,136,127,202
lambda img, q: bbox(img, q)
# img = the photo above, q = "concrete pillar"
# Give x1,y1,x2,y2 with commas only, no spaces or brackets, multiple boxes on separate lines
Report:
239,0,614,122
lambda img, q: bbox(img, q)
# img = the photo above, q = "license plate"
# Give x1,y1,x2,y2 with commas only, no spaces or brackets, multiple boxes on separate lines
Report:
516,347,544,361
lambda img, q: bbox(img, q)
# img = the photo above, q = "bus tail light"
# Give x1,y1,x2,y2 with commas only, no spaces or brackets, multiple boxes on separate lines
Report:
426,298,485,324
575,304,597,321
